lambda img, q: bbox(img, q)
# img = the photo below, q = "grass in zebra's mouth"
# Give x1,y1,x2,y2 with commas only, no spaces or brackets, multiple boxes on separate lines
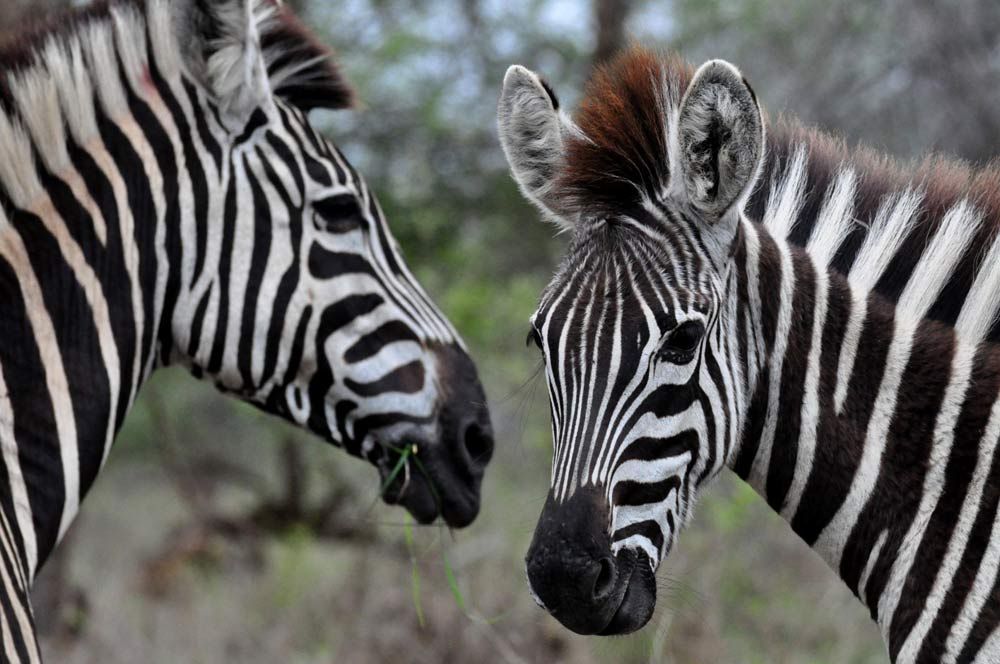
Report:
372,442,445,525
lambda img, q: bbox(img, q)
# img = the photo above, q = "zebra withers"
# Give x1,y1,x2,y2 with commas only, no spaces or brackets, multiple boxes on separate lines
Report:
499,48,1000,661
0,0,494,658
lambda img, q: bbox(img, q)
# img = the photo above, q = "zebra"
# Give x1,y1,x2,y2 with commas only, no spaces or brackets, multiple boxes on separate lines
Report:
498,46,1000,662
0,0,495,658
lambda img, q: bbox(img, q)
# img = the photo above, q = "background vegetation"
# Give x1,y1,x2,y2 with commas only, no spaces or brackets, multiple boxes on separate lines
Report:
6,0,999,661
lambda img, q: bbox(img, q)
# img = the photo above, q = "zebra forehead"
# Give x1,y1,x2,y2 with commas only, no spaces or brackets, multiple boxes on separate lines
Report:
555,47,694,216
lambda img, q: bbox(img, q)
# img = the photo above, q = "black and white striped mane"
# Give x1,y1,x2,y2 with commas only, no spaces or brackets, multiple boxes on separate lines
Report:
750,119,1000,340
0,0,353,127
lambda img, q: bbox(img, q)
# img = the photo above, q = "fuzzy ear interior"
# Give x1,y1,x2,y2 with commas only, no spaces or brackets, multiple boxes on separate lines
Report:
497,64,580,230
675,59,764,222
180,0,353,127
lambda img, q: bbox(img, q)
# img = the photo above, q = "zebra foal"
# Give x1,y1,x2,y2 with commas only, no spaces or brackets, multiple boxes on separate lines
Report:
499,47,1000,662
0,0,495,659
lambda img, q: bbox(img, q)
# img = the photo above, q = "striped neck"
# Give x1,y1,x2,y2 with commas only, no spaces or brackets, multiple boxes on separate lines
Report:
0,62,236,581
729,219,1000,661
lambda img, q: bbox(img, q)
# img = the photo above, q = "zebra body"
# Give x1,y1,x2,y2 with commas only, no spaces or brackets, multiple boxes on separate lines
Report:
499,48,1000,661
0,1,492,660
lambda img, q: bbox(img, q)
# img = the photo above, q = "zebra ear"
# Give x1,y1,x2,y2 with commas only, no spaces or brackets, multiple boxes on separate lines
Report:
675,60,764,223
181,0,278,127
498,65,580,230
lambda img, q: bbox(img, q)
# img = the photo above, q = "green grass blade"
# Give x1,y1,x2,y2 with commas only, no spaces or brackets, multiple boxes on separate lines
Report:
404,517,425,628
377,444,413,498
442,549,466,613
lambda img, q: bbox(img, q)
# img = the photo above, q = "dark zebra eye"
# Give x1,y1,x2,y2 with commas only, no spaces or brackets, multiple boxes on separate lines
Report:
313,194,364,234
659,320,705,364
526,327,543,350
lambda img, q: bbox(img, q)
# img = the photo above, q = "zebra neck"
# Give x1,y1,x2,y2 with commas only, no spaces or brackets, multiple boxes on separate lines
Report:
728,220,1000,655
0,67,229,581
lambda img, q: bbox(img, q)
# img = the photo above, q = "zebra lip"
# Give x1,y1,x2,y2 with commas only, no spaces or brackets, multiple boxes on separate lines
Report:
597,551,656,636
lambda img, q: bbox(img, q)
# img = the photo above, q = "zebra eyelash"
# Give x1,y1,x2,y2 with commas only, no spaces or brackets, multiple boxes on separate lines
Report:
656,319,706,364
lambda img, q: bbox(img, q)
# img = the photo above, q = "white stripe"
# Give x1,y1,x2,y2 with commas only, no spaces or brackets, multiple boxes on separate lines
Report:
763,145,807,240
858,528,888,607
807,168,856,269
973,627,1000,664
0,361,37,580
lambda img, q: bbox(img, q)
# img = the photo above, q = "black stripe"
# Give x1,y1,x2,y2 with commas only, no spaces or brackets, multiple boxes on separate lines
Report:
182,79,223,170
256,143,302,386
616,433,700,465
0,254,64,570
236,155,272,389
612,477,681,507
279,306,313,388
206,163,238,375
308,244,378,280
344,360,425,398
27,167,111,503
96,115,158,389
766,250,816,511
611,520,664,554
65,137,138,434
187,287,212,361
343,321,420,364
160,76,212,290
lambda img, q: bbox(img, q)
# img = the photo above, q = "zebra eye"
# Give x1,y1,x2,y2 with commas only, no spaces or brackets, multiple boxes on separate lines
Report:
658,320,705,364
313,194,364,234
526,327,543,350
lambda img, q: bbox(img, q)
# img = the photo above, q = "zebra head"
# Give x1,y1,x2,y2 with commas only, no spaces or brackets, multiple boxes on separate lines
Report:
498,51,764,632
168,0,493,526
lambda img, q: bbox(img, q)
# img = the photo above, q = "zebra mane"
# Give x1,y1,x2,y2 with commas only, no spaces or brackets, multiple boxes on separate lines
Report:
0,0,353,113
556,47,692,216
750,117,1000,332
560,47,1000,334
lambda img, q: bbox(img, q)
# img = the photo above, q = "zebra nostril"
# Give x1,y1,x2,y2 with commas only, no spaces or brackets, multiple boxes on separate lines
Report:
593,556,617,602
462,419,494,470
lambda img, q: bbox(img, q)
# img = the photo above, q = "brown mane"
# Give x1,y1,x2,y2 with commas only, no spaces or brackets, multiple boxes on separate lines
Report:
558,47,692,215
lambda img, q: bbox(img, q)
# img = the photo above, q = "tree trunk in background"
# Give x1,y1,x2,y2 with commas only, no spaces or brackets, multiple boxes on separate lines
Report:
593,0,634,67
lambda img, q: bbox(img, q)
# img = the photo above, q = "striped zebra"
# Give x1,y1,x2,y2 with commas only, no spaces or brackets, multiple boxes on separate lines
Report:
498,47,1000,662
0,0,494,658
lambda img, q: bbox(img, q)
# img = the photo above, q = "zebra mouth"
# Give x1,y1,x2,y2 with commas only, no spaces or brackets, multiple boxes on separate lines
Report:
597,550,657,635
372,433,484,528
375,442,442,525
